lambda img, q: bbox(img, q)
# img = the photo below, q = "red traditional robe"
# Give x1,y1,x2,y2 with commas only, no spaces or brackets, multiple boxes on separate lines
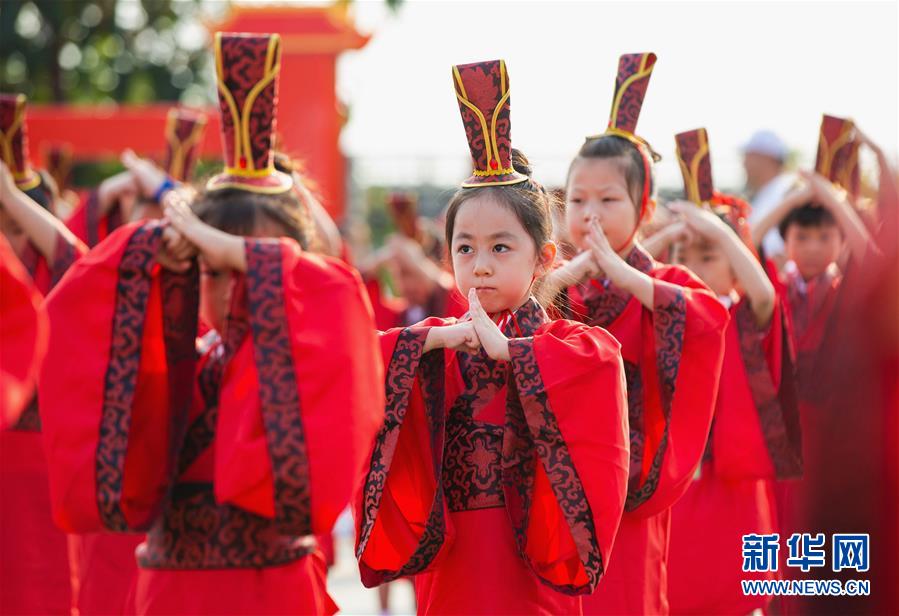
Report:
38,221,384,615
773,262,842,592
0,235,47,428
668,295,802,615
567,245,729,616
355,298,630,614
1,232,83,615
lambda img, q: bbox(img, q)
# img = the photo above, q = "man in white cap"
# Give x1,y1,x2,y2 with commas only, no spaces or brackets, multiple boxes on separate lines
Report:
742,130,794,262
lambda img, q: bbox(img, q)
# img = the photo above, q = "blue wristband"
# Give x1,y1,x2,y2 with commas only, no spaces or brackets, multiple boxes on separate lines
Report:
153,176,177,203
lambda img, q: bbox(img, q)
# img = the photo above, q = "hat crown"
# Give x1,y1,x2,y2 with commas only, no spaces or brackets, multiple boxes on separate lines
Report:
675,128,714,205
0,93,40,190
452,59,527,188
815,114,859,193
164,107,207,182
608,53,657,136
208,32,292,194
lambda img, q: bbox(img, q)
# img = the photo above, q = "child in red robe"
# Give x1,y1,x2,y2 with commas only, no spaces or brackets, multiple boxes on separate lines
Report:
0,95,87,615
750,116,875,541
661,129,803,615
38,32,384,615
542,55,730,615
355,59,630,615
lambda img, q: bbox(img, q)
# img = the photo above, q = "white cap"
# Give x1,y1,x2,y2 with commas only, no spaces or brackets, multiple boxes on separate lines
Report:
741,130,787,162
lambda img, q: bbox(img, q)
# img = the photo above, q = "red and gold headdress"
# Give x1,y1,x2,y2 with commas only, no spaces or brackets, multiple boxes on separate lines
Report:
815,114,859,195
452,59,527,188
587,53,658,215
0,93,41,191
675,127,753,248
164,107,207,182
207,32,292,194
675,128,713,206
43,142,74,193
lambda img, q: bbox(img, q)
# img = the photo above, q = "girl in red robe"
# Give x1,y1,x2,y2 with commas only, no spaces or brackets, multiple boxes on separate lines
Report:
541,55,730,615
660,129,803,615
0,97,86,614
38,32,384,616
355,59,630,615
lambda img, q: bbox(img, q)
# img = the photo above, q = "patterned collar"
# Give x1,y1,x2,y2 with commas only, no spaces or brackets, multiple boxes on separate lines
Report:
500,296,548,338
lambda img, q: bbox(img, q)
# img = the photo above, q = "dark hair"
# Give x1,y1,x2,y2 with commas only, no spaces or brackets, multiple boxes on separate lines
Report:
444,149,554,255
778,203,838,238
192,187,312,249
568,135,660,213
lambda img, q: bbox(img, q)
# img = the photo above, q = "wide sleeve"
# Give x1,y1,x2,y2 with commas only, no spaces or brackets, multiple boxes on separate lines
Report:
504,320,629,595
354,318,453,587
213,238,385,537
714,296,802,480
38,220,199,533
0,235,48,428
626,268,729,517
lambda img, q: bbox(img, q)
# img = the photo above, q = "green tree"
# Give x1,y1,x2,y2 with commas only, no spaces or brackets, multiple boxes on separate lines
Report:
0,0,217,104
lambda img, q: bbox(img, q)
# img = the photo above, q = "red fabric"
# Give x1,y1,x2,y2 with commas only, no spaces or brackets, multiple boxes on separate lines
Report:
39,222,179,532
0,431,71,615
356,314,629,613
214,240,384,535
711,299,783,479
37,225,379,613
669,476,778,615
573,261,729,615
0,235,47,428
67,533,142,615
668,297,787,614
130,551,337,616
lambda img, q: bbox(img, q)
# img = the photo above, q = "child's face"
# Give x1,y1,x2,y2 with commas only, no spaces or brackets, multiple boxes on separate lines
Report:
676,237,736,298
565,157,638,254
450,195,550,314
784,223,841,280
200,216,287,333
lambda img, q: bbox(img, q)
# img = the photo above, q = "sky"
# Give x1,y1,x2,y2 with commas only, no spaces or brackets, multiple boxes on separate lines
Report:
326,0,898,190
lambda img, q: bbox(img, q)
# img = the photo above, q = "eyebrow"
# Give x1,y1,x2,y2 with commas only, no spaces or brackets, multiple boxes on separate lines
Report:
454,231,516,241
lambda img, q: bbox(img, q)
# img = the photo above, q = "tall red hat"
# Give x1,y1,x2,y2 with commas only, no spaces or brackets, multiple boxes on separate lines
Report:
815,114,859,195
675,128,713,205
43,142,74,193
163,107,207,182
452,59,527,188
601,53,657,140
675,127,753,248
207,32,292,194
0,93,41,191
586,53,658,222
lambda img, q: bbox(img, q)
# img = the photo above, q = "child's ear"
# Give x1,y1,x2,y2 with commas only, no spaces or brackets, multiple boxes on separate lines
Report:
537,241,558,274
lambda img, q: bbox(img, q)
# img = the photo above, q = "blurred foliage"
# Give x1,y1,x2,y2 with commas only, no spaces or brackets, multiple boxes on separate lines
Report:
0,0,223,105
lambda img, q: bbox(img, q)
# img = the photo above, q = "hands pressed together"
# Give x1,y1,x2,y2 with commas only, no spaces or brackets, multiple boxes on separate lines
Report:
423,288,512,361
157,190,247,274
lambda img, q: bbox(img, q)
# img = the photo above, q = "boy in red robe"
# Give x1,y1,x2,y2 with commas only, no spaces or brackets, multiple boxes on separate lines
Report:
750,116,875,542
